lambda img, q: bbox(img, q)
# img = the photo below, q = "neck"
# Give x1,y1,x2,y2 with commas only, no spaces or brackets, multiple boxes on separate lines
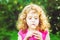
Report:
28,28,36,31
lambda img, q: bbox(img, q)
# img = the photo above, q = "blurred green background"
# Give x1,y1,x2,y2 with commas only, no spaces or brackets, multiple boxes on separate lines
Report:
0,0,60,40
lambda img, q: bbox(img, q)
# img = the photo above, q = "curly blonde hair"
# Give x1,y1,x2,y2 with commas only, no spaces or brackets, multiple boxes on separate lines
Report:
16,4,50,31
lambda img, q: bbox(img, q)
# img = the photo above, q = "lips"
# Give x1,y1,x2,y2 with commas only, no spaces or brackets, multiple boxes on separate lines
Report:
32,24,35,25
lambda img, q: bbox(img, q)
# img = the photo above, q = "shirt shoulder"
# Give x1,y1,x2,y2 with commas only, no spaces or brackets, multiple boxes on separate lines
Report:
18,29,28,36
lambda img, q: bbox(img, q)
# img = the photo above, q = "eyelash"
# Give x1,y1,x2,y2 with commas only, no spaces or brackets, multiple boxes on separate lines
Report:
35,18,37,19
29,18,32,19
29,18,37,19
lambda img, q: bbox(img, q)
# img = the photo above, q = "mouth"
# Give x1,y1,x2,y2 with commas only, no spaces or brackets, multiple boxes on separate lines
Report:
32,24,35,25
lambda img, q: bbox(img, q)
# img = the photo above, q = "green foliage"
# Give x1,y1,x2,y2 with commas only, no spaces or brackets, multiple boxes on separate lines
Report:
50,32,60,40
0,30,18,40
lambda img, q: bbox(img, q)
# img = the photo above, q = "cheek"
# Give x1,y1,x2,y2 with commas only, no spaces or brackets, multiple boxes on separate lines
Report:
26,19,31,26
35,19,39,25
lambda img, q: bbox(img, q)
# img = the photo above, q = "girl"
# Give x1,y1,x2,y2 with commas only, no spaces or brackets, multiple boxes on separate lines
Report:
16,4,50,40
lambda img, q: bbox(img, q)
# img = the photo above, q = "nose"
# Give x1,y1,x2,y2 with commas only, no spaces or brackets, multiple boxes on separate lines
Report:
31,18,35,22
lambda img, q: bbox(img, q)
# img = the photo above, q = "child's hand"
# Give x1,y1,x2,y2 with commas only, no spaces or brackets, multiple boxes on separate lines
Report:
24,31,42,40
24,31,34,40
33,31,42,40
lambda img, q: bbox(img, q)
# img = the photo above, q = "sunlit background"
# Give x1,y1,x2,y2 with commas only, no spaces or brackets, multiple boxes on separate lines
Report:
0,0,60,40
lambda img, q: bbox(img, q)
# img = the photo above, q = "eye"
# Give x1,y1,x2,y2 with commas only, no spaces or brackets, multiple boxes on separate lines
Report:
29,17,32,20
35,17,38,19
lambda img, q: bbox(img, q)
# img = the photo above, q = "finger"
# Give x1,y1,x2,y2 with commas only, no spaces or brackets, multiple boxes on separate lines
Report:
33,31,41,34
34,36,41,40
33,33,41,38
33,33,42,38
34,31,42,36
33,32,41,36
26,32,33,37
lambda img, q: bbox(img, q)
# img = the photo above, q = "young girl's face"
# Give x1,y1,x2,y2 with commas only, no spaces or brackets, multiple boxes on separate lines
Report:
26,10,39,30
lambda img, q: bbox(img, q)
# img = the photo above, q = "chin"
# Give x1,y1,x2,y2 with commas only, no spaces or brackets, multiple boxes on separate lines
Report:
32,26,36,29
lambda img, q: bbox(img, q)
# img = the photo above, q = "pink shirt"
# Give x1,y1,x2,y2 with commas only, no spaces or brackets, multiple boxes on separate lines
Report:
18,29,48,40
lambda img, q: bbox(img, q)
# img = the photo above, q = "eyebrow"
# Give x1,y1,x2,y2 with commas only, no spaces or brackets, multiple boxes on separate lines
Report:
34,15,39,18
28,15,38,17
28,16,32,18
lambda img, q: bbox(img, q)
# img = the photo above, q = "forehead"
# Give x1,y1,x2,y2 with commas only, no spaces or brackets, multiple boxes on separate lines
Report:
27,10,39,17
